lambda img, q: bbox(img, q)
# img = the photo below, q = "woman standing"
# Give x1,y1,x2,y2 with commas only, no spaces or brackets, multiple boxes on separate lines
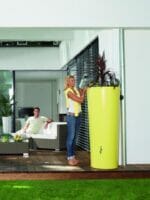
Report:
64,75,86,166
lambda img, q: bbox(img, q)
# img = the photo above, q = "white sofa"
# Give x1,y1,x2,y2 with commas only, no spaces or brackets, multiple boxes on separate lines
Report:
15,121,67,150
29,122,67,150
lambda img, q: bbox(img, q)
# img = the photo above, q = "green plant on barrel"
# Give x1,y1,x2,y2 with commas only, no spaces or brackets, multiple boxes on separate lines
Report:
89,52,120,87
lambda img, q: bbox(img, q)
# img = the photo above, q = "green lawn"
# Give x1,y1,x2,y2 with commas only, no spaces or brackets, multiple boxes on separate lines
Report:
0,179,150,200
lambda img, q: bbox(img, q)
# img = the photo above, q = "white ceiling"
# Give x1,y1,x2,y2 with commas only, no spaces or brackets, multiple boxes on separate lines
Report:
0,28,74,41
15,70,67,81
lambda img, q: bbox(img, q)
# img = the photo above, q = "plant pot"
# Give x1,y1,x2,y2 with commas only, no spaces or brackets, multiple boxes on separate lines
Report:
2,116,12,134
87,86,120,169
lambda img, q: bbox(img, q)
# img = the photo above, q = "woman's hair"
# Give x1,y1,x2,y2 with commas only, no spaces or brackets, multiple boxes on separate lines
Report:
64,75,75,90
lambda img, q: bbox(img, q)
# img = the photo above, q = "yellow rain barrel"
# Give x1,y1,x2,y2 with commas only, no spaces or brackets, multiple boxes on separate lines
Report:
87,86,120,169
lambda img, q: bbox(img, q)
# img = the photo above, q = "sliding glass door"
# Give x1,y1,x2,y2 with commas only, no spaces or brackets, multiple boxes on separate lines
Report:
0,70,14,133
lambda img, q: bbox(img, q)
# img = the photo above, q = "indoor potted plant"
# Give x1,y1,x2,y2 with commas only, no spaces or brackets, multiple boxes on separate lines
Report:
0,94,13,133
87,52,120,169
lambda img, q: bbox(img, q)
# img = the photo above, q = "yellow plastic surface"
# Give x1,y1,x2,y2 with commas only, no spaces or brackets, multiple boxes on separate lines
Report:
87,87,120,169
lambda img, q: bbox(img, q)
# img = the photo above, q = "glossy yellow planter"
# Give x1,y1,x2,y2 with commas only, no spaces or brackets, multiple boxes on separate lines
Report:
87,87,120,169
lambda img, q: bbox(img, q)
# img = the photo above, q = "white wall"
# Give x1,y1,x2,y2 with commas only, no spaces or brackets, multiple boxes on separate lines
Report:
60,29,120,76
59,41,70,67
98,29,120,76
0,0,149,27
0,48,60,70
68,30,90,60
57,71,67,114
59,30,89,66
16,80,57,120
15,71,67,115
125,29,150,164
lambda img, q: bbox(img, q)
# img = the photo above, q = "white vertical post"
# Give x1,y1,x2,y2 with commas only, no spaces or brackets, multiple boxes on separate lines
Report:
119,29,127,166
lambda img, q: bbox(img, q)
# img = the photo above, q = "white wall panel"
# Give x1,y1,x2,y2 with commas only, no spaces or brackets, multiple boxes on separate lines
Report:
125,29,150,163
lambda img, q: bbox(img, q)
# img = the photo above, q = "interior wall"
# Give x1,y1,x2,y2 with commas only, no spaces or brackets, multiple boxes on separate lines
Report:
57,71,67,114
0,48,60,70
68,30,90,60
59,31,89,66
59,41,69,67
15,71,67,117
125,29,150,164
15,80,57,120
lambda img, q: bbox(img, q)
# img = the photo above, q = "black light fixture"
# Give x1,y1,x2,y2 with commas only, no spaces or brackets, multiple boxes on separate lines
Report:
17,41,28,46
0,41,61,47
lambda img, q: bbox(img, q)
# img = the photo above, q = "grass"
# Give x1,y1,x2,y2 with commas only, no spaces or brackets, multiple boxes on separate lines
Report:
0,179,150,200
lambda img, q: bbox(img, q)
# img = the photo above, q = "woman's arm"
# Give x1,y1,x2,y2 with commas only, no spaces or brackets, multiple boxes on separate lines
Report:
67,91,84,103
79,88,87,96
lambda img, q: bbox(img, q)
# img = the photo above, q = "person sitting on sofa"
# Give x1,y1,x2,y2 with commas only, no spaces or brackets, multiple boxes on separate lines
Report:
22,107,53,135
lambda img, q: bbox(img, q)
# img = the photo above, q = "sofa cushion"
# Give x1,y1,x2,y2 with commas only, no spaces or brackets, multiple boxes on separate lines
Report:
26,122,67,140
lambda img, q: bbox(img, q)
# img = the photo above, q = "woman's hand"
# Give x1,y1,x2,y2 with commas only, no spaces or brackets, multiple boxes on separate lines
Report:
79,87,87,96
83,87,87,94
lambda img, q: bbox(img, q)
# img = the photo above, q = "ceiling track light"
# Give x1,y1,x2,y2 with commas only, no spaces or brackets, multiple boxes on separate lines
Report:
0,41,61,47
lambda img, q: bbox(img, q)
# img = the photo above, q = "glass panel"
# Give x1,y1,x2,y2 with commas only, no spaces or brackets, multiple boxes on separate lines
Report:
0,71,13,133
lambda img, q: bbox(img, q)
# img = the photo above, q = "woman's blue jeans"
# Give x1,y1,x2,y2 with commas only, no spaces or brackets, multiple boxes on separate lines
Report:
66,114,81,160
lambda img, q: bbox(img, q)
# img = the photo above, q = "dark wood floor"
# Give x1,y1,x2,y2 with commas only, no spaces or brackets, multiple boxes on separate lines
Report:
0,150,150,180
0,150,90,172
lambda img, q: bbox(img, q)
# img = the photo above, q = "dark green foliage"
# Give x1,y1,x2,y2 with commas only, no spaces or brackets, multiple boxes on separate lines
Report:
0,94,13,116
0,134,13,142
